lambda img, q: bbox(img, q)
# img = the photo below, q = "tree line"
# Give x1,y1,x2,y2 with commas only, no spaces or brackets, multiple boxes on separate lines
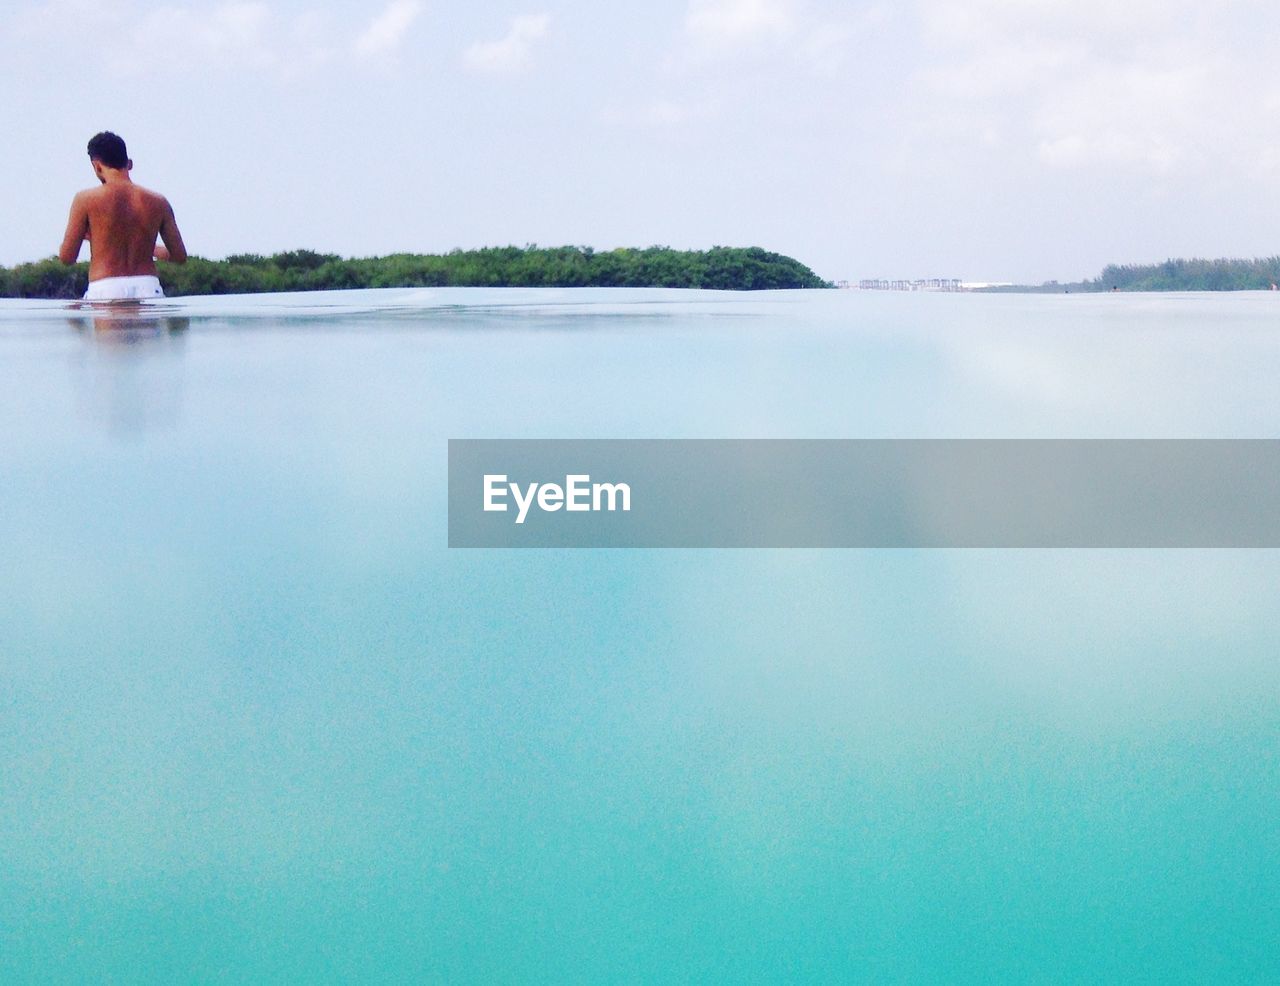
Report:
981,256,1280,293
0,245,830,298
1091,257,1280,291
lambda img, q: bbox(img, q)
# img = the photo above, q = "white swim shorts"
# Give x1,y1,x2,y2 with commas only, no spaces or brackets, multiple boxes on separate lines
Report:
84,275,165,301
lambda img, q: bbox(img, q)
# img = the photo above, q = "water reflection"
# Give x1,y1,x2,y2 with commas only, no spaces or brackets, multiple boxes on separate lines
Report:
66,304,189,435
67,301,190,341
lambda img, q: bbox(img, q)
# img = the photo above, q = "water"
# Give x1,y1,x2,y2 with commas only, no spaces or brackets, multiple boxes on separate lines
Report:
1,288,1277,982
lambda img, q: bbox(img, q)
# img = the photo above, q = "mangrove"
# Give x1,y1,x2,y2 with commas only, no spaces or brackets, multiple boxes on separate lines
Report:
0,245,831,299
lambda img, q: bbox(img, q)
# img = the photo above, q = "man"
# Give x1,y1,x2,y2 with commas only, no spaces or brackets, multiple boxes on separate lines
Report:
59,132,187,301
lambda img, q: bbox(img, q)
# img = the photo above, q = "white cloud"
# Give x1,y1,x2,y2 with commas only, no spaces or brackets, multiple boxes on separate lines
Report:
1031,53,1209,171
685,0,796,51
354,0,423,59
798,5,887,77
131,2,275,69
7,0,286,73
5,1,420,75
672,0,884,78
919,0,1187,47
908,0,1280,177
462,13,550,74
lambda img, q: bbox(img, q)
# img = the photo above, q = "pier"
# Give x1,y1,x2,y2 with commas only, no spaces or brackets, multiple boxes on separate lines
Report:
856,278,964,292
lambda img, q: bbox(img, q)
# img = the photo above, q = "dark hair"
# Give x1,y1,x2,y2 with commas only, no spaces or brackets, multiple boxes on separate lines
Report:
87,131,128,169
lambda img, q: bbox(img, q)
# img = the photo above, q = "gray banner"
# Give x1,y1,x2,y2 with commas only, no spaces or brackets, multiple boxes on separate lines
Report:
448,439,1280,548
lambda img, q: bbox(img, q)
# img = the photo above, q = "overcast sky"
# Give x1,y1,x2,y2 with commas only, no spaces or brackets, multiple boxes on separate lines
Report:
5,0,1280,283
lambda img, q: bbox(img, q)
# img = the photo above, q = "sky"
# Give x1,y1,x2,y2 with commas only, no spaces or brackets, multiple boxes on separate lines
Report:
5,0,1280,283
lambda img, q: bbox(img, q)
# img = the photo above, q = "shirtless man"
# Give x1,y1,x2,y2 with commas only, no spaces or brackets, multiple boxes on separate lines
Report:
59,131,187,301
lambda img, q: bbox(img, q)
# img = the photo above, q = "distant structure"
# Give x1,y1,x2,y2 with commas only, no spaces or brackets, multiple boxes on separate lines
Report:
858,278,964,292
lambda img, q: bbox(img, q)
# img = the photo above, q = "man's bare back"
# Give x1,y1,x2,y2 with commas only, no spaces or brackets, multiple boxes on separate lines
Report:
59,131,186,289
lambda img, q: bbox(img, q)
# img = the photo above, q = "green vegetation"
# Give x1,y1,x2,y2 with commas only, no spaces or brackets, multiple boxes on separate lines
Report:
0,245,829,298
1091,257,1280,291
982,256,1280,293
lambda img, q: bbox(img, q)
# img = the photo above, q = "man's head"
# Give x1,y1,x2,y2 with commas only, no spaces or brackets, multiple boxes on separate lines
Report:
86,132,131,180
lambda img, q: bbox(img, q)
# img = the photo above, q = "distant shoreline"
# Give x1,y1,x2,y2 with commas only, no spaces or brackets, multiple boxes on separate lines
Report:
977,256,1280,293
853,257,1280,293
0,246,830,299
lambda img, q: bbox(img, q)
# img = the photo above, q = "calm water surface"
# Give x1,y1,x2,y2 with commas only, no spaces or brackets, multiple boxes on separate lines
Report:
1,288,1277,982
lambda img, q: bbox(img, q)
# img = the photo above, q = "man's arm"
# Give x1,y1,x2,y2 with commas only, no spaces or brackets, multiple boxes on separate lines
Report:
158,199,187,264
58,193,89,265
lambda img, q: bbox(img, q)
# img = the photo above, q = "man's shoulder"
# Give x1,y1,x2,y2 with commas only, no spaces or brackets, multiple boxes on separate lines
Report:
91,182,171,211
132,184,172,208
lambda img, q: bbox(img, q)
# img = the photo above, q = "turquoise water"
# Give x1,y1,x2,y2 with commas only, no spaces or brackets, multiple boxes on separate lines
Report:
1,288,1277,982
